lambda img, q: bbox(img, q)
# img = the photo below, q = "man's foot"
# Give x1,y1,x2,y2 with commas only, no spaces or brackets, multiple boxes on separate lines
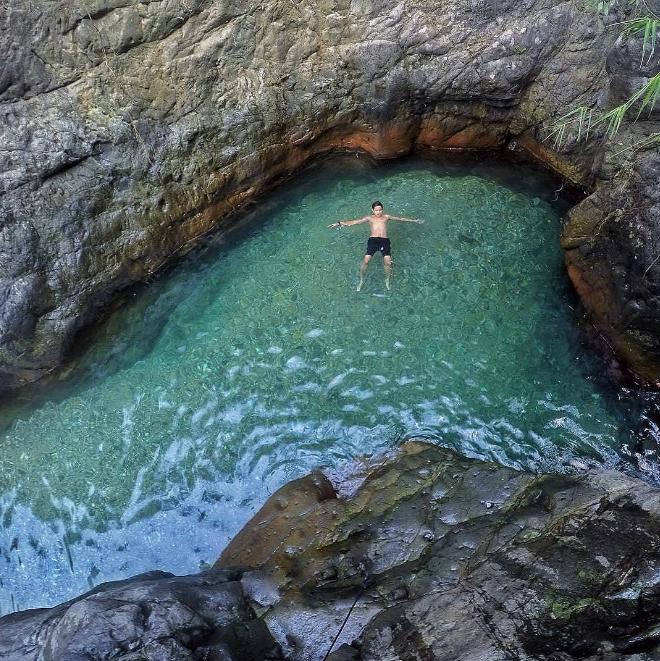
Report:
357,276,363,292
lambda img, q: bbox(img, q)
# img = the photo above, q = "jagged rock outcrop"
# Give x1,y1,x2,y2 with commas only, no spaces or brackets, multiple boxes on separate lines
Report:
1,0,658,391
560,32,660,384
0,569,283,660
2,442,659,659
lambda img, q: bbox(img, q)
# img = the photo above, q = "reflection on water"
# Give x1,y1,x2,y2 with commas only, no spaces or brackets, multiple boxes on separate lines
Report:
0,156,653,613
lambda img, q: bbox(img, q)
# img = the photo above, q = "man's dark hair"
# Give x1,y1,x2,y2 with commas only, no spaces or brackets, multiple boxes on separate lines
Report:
371,201,383,210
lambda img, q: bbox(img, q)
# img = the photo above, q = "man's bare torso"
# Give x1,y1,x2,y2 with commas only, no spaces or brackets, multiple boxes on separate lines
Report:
328,204,423,291
366,214,391,238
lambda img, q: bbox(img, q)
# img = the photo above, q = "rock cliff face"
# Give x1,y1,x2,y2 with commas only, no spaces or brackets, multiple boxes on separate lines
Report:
2,442,659,659
559,31,660,384
1,0,659,391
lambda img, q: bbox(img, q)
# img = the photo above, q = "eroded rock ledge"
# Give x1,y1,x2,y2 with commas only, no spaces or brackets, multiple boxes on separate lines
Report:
1,442,659,660
1,0,659,392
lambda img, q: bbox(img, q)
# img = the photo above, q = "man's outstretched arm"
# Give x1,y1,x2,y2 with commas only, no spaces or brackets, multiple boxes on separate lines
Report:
328,216,369,229
388,215,424,224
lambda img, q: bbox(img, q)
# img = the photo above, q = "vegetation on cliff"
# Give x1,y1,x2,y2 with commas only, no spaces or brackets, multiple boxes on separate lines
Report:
551,0,659,151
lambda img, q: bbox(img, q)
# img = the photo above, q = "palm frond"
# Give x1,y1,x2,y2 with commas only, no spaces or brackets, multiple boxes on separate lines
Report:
598,104,630,137
594,73,660,135
548,106,596,147
637,71,660,115
621,17,659,63
609,131,660,156
636,131,660,150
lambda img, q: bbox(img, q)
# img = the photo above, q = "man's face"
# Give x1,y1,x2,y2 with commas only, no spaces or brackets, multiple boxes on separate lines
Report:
373,205,384,216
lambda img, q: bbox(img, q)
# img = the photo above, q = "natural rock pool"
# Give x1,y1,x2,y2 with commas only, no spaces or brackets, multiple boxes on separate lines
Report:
0,156,646,613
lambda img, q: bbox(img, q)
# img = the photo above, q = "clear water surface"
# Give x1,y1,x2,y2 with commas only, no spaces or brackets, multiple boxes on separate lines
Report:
0,156,645,613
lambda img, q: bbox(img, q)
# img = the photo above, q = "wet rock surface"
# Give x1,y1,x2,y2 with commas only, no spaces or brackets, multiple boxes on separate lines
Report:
0,569,283,660
562,146,660,384
559,26,660,384
1,0,659,390
3,442,659,659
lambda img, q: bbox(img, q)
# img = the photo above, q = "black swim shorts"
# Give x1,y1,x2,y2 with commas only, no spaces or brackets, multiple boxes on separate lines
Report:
366,237,391,257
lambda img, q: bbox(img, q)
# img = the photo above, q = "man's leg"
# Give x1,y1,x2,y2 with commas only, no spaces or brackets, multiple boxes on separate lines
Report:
357,255,371,291
384,255,393,290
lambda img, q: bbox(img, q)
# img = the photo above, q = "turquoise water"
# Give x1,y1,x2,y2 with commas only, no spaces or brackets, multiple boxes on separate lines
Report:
0,156,644,613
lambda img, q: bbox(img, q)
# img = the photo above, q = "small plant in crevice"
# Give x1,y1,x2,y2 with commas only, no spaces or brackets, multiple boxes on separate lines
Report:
548,0,659,152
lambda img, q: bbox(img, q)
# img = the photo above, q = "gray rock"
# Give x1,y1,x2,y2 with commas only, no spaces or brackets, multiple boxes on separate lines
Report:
220,442,660,659
0,569,282,660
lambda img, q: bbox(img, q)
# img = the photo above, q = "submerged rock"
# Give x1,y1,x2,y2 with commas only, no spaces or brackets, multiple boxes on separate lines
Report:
0,0,659,390
2,442,659,659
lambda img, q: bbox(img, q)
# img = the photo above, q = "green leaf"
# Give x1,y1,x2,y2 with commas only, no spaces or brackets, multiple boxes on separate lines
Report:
637,72,660,116
598,104,629,137
585,0,615,16
621,17,659,63
547,106,596,147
